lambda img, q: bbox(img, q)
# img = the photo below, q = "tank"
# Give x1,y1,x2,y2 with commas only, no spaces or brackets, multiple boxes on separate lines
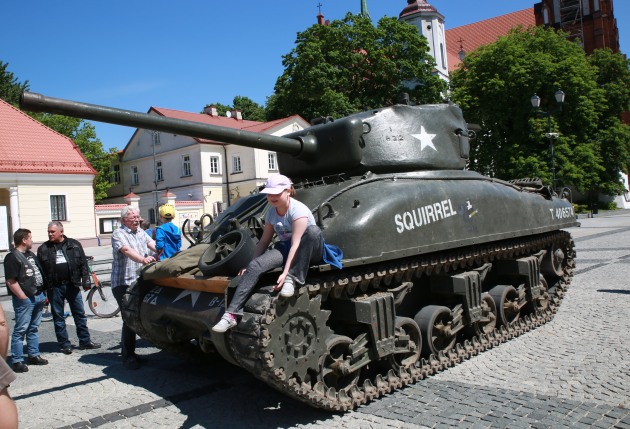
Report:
21,92,577,411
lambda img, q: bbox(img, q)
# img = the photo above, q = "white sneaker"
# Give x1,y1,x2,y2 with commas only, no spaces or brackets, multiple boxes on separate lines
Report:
212,313,237,332
280,277,295,298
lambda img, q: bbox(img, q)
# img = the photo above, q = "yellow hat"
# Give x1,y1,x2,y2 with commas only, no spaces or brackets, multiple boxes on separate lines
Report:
159,204,175,219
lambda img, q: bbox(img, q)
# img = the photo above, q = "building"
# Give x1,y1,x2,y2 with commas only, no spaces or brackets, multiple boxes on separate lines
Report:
99,105,309,234
535,0,620,54
0,99,97,249
399,0,449,81
444,8,536,73
400,0,620,75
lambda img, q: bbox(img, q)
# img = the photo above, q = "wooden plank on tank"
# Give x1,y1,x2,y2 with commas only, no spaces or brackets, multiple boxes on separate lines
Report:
152,275,230,293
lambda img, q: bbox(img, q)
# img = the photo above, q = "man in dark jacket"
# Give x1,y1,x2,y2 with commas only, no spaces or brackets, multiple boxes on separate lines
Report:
3,228,48,372
37,221,100,354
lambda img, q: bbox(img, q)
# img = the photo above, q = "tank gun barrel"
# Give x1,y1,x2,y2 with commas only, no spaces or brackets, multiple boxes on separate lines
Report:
20,92,314,157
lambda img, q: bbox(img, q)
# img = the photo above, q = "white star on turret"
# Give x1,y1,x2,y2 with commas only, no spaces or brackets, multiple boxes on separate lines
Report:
173,289,201,307
411,126,437,151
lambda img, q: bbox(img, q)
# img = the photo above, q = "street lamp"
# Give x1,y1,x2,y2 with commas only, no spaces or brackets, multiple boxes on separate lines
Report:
530,89,566,193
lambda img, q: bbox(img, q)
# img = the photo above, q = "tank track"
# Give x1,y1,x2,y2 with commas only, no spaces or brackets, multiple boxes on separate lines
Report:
226,230,575,411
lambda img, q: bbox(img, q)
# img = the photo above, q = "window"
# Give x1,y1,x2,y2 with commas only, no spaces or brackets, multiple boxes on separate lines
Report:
155,160,163,182
152,131,161,146
50,195,67,221
182,155,191,177
99,218,120,234
148,208,156,224
210,155,221,174
440,43,446,69
593,0,599,12
131,166,139,185
232,155,242,173
111,164,120,184
268,152,278,171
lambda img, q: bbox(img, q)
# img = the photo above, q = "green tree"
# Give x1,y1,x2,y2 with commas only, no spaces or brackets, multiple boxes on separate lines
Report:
0,61,29,105
1,62,113,201
449,26,629,195
203,96,266,121
266,13,446,121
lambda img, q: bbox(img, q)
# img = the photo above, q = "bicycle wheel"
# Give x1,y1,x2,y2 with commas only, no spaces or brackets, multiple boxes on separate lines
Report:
87,282,121,318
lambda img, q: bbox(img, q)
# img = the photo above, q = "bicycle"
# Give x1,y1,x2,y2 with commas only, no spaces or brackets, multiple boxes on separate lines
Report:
86,256,120,318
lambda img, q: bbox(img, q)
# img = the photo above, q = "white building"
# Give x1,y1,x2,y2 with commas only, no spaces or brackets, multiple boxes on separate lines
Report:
100,105,309,233
399,0,449,82
0,99,97,249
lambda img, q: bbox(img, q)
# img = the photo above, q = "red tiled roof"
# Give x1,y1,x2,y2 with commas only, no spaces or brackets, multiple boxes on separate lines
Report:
0,99,97,175
95,204,128,212
445,8,535,72
175,200,203,207
400,0,441,19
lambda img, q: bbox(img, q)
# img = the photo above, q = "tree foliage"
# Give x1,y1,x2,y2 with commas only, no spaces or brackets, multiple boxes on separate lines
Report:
1,61,113,202
266,13,446,121
449,26,630,196
0,61,29,105
203,96,266,121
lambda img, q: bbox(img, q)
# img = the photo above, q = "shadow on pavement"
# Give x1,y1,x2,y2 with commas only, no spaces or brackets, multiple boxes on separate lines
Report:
76,342,335,428
597,289,630,295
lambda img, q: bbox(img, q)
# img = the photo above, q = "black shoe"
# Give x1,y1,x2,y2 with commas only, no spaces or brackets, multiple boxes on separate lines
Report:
123,356,140,370
61,346,73,355
79,341,101,350
12,362,28,373
27,355,49,365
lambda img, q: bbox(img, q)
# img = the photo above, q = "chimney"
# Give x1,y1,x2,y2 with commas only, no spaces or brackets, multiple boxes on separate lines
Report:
230,109,242,120
204,105,218,116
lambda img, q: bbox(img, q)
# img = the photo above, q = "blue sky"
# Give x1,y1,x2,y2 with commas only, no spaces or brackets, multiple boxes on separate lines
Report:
2,0,628,151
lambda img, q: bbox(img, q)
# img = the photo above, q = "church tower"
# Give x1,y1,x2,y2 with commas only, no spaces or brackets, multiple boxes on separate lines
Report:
399,0,449,81
361,0,371,19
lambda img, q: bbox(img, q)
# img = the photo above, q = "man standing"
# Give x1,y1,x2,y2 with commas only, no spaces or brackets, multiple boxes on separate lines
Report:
3,228,48,372
155,204,182,260
37,221,100,354
111,206,157,370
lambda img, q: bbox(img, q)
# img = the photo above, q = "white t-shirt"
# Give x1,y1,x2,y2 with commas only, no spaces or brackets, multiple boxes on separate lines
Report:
265,198,316,242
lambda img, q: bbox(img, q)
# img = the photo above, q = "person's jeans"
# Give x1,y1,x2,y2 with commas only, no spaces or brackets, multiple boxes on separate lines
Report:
227,225,323,315
48,283,91,347
11,292,46,363
112,285,136,359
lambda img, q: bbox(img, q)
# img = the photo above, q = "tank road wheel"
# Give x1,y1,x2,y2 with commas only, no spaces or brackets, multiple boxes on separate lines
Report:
468,293,497,337
197,229,254,277
415,305,457,357
319,335,361,393
387,317,422,372
489,285,520,327
541,243,566,278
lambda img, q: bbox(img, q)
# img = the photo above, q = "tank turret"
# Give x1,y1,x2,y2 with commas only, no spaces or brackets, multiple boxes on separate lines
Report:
20,91,469,180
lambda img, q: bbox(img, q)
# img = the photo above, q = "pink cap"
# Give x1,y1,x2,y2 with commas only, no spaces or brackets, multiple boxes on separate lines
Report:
260,174,292,194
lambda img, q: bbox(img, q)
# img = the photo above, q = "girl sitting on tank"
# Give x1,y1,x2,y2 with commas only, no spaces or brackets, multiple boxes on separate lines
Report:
212,174,325,333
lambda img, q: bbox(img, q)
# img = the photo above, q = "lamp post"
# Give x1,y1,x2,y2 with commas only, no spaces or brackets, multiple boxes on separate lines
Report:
530,89,565,193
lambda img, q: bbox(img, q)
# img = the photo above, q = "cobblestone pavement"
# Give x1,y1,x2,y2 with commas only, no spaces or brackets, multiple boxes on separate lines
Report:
3,213,630,429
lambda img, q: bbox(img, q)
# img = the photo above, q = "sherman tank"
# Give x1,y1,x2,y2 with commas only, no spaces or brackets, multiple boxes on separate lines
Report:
21,91,577,411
